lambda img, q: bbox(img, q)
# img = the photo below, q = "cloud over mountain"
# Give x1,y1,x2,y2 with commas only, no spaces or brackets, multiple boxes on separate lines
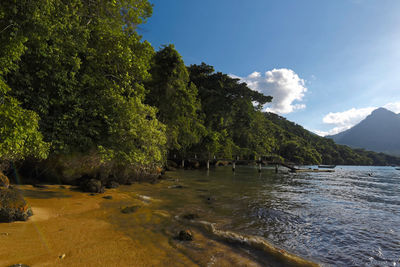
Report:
233,68,308,114
317,102,400,136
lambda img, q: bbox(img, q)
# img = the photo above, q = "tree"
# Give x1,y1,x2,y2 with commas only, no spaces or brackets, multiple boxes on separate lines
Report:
0,1,49,163
3,0,166,167
188,63,273,159
146,45,205,153
0,82,49,162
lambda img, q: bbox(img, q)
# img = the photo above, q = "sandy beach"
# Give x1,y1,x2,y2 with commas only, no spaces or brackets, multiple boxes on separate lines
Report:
0,184,265,267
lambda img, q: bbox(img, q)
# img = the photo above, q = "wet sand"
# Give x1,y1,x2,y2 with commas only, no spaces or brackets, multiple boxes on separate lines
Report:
0,184,265,267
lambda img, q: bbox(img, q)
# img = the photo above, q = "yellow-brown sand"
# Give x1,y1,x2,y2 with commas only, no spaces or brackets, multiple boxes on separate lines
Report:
0,185,262,267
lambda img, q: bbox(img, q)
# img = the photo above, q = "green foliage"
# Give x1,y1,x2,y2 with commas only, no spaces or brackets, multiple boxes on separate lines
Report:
0,81,49,161
0,1,49,162
2,0,166,168
146,45,205,152
188,63,273,159
98,96,166,166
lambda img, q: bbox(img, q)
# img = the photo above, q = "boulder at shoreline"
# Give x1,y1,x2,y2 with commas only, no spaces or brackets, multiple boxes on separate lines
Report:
177,230,193,241
0,188,33,222
80,179,105,193
0,172,10,189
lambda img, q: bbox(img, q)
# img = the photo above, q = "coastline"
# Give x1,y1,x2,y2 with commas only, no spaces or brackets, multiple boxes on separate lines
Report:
0,185,181,266
0,180,318,266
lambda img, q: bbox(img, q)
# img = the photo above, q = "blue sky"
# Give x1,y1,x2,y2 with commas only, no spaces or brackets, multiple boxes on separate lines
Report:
141,0,400,135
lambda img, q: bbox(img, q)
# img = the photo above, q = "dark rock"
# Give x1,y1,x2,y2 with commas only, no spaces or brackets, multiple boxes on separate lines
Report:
80,179,104,193
0,172,10,189
177,230,193,241
105,181,119,189
0,188,33,222
75,174,91,186
182,213,199,220
102,196,113,200
8,264,30,267
121,206,139,214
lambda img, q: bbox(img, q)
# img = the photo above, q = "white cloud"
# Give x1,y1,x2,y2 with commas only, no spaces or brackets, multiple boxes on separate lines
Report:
383,102,400,113
323,107,376,127
312,129,333,137
233,68,308,114
316,101,400,136
313,126,356,137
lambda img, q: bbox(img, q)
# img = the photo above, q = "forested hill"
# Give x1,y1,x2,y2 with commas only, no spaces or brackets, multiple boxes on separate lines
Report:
327,108,400,156
1,0,399,179
264,113,400,165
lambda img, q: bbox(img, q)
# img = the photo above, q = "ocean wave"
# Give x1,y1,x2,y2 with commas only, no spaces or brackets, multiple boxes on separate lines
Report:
176,216,319,267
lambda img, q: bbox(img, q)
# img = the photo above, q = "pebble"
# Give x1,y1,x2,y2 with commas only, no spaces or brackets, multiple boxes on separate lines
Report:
177,230,193,241
121,206,139,214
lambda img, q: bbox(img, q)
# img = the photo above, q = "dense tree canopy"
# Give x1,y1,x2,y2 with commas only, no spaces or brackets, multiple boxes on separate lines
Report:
188,63,274,159
2,0,165,167
146,45,205,153
0,1,49,162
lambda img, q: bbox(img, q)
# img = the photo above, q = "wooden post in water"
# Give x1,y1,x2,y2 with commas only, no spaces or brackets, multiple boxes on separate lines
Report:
232,161,236,172
207,160,210,170
182,159,185,168
258,157,262,173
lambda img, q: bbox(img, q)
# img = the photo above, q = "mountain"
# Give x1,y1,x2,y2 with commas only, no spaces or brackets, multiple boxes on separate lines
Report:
264,112,400,166
327,108,400,155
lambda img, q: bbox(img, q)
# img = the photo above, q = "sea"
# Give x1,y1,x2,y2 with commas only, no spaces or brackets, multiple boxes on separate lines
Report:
160,165,400,266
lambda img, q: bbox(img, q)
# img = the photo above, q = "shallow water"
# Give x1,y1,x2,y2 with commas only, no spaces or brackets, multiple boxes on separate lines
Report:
134,166,400,266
